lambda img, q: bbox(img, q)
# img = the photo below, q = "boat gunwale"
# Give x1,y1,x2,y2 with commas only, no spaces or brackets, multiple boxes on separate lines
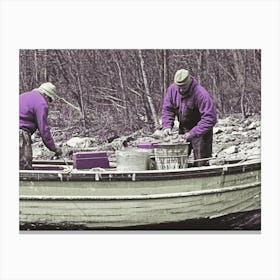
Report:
19,160,261,182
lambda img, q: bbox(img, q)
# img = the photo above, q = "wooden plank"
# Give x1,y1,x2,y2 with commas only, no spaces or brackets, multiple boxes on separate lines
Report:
20,182,260,200
19,183,261,228
19,170,260,198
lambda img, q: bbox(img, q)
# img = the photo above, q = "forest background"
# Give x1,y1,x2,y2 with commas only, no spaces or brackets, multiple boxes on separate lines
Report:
19,49,261,144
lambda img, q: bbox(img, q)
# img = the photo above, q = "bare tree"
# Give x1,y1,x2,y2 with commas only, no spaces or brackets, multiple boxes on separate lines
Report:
138,50,160,129
232,50,246,118
19,49,261,139
163,49,168,97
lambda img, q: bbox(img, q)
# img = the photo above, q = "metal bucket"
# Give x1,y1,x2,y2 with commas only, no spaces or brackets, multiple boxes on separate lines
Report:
137,143,160,170
116,149,151,171
154,143,189,170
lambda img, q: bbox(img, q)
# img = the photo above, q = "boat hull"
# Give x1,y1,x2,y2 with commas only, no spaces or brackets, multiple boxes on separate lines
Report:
19,160,261,229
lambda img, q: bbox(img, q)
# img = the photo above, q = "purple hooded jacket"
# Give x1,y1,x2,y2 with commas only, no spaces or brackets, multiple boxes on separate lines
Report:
19,90,56,152
162,77,217,138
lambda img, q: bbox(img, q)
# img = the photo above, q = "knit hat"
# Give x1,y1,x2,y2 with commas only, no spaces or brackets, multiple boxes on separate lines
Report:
174,69,192,87
36,82,57,102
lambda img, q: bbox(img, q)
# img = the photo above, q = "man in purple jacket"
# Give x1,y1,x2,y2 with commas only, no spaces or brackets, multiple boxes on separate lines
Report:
162,69,217,166
19,82,62,169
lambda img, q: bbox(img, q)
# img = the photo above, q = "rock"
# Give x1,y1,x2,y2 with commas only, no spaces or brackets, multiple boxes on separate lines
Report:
152,129,164,139
223,146,238,154
244,119,251,126
218,116,236,126
32,113,262,163
213,127,223,134
66,137,96,148
218,134,236,143
32,146,43,158
248,122,257,130
107,135,120,143
110,136,135,150
225,127,234,134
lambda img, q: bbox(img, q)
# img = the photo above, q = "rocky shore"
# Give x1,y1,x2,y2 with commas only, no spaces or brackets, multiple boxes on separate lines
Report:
32,114,261,163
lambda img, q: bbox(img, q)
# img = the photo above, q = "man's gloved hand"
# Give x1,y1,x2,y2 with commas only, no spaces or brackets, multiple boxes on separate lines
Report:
183,132,192,141
55,146,63,157
163,128,172,137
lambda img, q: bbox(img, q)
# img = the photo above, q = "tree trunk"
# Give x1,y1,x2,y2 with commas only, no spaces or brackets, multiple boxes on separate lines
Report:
114,53,129,128
138,49,159,129
163,49,168,97
232,50,246,118
34,50,38,84
76,73,86,129
44,49,47,81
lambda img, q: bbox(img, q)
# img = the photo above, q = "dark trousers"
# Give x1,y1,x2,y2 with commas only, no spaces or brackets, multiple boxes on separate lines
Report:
180,128,213,167
19,129,33,170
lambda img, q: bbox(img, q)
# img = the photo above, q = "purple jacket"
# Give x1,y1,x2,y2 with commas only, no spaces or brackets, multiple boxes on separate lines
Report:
19,90,56,152
162,77,217,138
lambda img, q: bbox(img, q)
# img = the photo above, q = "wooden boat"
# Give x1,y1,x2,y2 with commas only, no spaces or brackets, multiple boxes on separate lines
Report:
19,158,261,230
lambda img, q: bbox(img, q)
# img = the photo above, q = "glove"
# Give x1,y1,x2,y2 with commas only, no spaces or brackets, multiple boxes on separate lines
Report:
183,132,192,141
54,146,63,156
163,128,172,137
